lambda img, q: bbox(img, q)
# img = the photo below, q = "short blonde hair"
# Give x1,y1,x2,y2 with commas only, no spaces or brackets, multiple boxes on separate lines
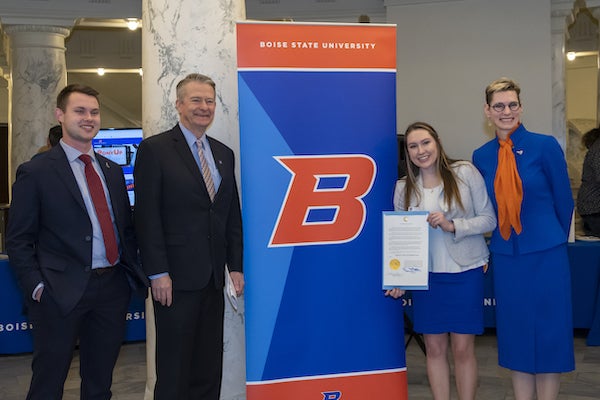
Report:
485,77,521,105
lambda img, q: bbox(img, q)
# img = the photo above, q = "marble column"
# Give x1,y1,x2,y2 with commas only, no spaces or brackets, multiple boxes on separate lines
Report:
593,7,600,124
4,25,69,184
141,1,246,400
550,9,570,150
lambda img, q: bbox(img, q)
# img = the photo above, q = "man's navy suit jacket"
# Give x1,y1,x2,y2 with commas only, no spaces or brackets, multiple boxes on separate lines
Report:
6,144,148,315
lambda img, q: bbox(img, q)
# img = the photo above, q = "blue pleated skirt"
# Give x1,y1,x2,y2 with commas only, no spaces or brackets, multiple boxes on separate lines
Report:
493,244,575,373
412,267,484,335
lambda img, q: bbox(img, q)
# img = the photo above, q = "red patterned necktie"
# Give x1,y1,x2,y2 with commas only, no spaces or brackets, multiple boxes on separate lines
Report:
197,139,216,201
79,154,119,265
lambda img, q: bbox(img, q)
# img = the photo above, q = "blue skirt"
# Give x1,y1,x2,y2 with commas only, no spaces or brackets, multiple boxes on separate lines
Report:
412,267,484,335
493,244,575,373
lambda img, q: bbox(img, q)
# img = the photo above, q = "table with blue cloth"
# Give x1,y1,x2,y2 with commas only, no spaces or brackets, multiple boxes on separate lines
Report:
564,240,600,345
3,240,600,353
404,240,600,346
0,255,146,354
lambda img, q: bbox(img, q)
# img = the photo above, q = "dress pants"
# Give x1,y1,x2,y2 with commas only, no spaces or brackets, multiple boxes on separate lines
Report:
153,279,225,400
26,266,130,400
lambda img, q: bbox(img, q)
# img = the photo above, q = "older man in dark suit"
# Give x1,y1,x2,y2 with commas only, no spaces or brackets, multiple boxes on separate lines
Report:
6,84,148,400
134,73,244,400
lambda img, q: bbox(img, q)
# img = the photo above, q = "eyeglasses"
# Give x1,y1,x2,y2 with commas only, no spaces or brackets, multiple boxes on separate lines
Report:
491,101,520,112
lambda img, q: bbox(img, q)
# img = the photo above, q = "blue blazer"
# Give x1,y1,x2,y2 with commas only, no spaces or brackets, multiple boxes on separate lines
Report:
472,124,573,255
6,144,147,315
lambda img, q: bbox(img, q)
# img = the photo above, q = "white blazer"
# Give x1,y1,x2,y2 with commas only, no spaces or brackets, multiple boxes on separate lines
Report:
393,161,497,268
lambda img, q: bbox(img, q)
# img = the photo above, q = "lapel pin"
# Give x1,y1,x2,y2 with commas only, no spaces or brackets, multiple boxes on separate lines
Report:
516,149,524,155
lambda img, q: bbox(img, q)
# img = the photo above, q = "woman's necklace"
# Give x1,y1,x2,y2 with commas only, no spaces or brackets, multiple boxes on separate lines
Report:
424,185,441,195
422,173,441,193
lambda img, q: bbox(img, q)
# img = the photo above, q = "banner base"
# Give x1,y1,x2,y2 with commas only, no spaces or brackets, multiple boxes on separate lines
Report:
247,369,408,399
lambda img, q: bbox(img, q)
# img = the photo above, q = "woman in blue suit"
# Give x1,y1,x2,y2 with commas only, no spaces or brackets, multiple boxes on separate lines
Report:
472,78,574,400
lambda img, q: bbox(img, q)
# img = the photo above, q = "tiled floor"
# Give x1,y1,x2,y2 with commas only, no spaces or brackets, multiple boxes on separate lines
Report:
1,330,599,399
405,330,600,400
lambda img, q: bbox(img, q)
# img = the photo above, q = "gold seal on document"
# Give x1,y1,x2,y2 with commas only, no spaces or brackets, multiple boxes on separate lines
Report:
389,259,401,270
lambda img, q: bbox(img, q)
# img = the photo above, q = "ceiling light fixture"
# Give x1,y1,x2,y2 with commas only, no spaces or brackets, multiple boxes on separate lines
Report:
567,51,576,61
126,18,140,31
97,68,106,76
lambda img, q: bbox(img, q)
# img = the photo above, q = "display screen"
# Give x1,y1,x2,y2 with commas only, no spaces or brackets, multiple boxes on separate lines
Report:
92,128,143,207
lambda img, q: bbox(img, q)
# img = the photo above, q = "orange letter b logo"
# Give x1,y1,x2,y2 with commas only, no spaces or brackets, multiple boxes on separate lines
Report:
269,155,376,247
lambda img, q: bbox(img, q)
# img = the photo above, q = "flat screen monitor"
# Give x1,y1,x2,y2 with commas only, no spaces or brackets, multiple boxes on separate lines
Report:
92,128,143,207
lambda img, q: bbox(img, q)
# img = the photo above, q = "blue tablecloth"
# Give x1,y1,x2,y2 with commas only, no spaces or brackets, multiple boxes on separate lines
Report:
568,240,600,345
3,240,600,353
404,240,600,346
0,256,146,354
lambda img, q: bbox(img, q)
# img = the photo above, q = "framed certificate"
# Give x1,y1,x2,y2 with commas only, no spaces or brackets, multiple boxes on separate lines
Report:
382,211,429,290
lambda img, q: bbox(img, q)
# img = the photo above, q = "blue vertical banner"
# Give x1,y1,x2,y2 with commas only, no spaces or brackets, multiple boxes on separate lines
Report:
237,22,406,399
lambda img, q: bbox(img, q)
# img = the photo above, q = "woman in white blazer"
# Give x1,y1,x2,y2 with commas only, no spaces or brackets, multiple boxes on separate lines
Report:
387,122,496,400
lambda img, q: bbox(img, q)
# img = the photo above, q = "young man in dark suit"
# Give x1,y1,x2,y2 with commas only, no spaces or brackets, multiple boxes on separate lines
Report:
134,73,244,400
6,84,148,400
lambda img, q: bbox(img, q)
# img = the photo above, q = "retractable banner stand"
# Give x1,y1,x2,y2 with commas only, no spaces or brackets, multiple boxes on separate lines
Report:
237,22,406,399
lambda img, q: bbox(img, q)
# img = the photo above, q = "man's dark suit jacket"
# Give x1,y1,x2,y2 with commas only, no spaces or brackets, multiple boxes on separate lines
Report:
6,144,148,315
133,124,243,290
